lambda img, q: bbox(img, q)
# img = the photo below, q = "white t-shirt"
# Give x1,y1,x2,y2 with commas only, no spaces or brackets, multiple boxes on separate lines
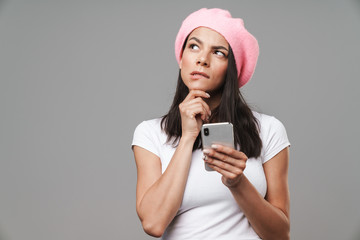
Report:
132,111,291,240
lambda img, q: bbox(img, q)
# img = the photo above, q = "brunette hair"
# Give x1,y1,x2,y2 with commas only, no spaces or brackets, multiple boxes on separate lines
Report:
161,46,262,158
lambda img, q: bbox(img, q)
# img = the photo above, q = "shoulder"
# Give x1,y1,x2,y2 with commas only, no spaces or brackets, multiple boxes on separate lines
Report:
134,117,163,130
252,111,291,163
252,111,287,134
133,117,163,136
132,117,165,157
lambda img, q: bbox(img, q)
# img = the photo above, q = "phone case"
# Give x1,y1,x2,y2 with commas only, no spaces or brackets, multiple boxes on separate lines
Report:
201,122,234,171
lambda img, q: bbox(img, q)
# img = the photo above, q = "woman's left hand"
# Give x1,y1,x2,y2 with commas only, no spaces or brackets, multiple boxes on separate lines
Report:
203,145,248,188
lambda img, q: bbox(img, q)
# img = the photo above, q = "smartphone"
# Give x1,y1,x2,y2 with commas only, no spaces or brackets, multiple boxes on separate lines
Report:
201,122,234,171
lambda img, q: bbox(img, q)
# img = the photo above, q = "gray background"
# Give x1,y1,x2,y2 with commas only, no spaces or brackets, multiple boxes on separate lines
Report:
1,0,359,239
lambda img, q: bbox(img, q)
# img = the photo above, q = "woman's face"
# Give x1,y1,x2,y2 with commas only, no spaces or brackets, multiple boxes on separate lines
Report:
180,27,229,93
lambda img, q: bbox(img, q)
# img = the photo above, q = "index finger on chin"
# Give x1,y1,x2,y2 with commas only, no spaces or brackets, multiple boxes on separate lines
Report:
184,90,210,101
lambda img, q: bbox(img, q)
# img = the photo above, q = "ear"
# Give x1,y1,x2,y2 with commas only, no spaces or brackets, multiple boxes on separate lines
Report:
179,58,183,69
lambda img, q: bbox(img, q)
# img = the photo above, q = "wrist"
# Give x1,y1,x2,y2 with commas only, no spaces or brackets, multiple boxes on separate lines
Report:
180,133,198,143
226,173,246,190
176,135,196,153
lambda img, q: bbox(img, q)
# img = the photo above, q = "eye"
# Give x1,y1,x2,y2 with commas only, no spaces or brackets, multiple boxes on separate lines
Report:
214,50,226,57
189,44,199,50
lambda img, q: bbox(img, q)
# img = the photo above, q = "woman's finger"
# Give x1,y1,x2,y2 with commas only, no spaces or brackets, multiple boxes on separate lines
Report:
204,149,239,166
211,144,248,161
181,101,209,118
183,90,210,102
183,100,210,120
185,104,208,120
206,162,238,179
187,97,211,117
205,156,245,175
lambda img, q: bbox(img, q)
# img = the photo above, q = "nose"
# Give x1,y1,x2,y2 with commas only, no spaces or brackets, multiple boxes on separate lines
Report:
196,55,209,67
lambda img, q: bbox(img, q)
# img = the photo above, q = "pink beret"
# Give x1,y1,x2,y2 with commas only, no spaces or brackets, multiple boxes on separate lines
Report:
175,8,259,88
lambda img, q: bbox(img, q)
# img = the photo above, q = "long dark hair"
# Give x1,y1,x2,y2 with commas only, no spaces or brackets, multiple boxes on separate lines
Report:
161,46,262,159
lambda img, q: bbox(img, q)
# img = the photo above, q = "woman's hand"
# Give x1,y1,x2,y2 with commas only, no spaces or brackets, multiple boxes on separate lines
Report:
179,90,211,140
203,144,248,188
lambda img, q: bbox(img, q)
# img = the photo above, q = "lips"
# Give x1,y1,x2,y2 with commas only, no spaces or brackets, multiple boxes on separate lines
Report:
190,71,210,79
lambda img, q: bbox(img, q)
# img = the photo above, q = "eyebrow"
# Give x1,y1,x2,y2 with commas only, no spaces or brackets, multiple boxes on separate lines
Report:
188,37,229,52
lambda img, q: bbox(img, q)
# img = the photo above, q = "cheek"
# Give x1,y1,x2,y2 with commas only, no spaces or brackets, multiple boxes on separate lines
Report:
180,55,192,71
180,56,191,84
216,63,228,80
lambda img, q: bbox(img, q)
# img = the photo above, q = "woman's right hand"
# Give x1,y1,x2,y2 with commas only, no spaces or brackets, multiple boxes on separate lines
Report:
179,90,211,140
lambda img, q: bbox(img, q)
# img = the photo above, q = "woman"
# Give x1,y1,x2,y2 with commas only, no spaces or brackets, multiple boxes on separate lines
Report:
132,8,291,240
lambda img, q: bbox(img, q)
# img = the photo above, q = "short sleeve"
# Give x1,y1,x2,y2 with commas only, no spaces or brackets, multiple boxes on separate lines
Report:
131,121,160,157
262,117,291,164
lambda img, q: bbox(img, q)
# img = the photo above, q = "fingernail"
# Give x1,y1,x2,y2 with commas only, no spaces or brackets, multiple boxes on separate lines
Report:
211,144,218,149
206,93,210,97
203,149,210,154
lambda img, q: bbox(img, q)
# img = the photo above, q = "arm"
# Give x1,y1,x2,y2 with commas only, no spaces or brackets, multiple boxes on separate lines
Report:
204,146,290,240
133,90,211,237
133,135,195,237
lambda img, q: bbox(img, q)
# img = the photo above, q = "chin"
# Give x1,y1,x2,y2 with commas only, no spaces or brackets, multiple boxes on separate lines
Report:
185,81,208,91
187,85,209,92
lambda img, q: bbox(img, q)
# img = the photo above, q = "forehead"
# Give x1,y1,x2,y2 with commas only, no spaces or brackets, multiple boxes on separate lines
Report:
187,27,229,48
